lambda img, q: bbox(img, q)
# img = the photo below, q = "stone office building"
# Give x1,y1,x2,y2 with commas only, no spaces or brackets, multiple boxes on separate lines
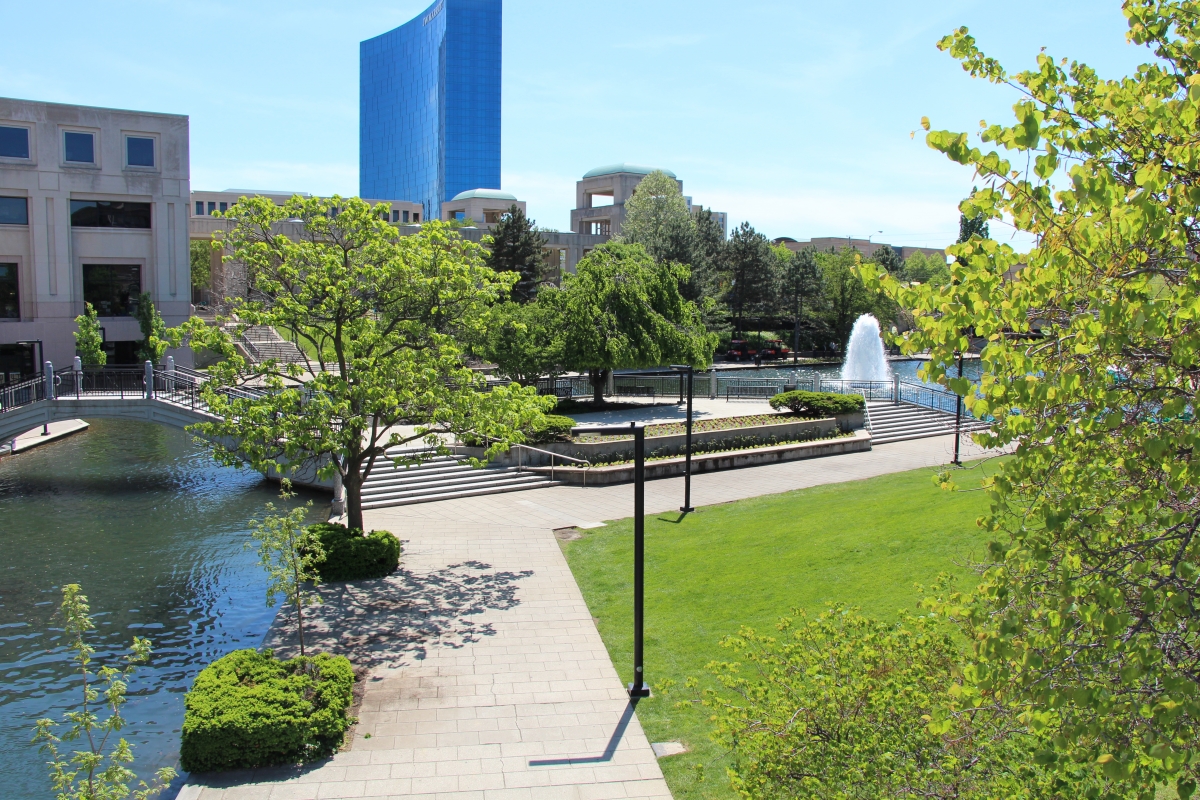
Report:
0,97,192,380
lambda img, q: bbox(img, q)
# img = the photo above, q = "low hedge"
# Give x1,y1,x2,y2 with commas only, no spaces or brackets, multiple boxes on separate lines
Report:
769,390,866,418
309,523,401,581
460,413,576,447
179,649,354,773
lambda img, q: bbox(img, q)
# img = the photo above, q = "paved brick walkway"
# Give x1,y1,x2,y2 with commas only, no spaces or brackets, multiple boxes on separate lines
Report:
180,434,993,800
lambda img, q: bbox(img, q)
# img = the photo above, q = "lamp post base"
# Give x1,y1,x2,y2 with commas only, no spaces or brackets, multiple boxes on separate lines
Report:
628,682,651,699
679,506,694,513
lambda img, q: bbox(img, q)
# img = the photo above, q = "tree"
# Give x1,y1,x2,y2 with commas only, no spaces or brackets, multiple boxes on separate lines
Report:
190,239,211,292
171,196,551,531
698,606,1056,799
33,585,177,800
957,210,989,243
871,243,904,273
135,294,167,365
620,170,695,266
486,205,547,303
556,241,714,403
687,207,727,308
858,7,1200,796
479,299,563,386
901,251,952,286
776,245,822,360
819,248,893,352
721,221,777,329
250,484,322,658
74,303,106,367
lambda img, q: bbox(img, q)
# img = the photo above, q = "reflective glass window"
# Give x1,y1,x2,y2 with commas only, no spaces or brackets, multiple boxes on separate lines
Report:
219,202,227,212
126,136,154,167
70,200,152,229
402,210,409,223
195,201,203,215
207,202,216,214
0,126,30,159
0,263,18,318
0,197,28,225
64,131,95,164
83,264,141,316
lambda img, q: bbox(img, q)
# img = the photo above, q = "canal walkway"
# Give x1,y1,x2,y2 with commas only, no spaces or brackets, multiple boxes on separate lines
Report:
180,433,995,800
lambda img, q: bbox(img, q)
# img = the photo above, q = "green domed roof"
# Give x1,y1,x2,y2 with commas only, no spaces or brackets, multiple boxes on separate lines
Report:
582,163,676,179
450,188,518,202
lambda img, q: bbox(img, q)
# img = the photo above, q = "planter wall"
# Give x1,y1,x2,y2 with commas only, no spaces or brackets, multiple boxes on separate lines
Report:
456,412,864,468
526,430,872,486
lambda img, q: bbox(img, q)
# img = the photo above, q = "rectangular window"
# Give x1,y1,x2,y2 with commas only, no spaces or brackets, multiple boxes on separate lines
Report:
70,200,152,229
391,210,399,223
218,202,227,212
195,201,203,216
0,197,28,225
0,263,18,319
64,131,95,164
207,202,216,215
0,126,30,159
402,210,409,223
126,136,154,167
83,264,141,317
413,212,419,222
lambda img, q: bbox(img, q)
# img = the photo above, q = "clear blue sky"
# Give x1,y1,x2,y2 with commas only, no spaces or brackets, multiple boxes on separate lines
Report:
0,0,1146,249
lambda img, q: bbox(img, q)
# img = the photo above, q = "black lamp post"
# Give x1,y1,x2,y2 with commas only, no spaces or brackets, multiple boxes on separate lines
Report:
670,364,695,513
952,349,965,466
572,420,651,698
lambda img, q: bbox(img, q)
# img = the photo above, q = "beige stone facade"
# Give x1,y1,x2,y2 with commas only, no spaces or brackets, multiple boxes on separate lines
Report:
0,97,192,374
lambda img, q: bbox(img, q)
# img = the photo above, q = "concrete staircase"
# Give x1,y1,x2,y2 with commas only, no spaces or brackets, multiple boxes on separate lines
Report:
238,326,306,364
866,402,990,445
359,449,561,509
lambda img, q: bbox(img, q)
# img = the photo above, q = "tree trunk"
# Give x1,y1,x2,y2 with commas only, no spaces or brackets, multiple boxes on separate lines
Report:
793,315,800,364
295,592,306,658
344,466,365,531
590,368,606,405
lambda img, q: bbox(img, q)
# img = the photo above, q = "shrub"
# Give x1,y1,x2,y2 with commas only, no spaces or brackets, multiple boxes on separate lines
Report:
179,649,354,773
527,414,575,444
769,390,864,418
308,523,400,581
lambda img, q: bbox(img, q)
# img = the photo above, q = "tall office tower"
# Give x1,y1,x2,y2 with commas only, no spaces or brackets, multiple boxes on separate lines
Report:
360,0,502,222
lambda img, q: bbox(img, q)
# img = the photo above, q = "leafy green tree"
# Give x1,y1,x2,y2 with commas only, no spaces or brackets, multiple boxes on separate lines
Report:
33,585,177,800
698,606,1057,799
860,7,1200,796
135,294,167,365
486,204,547,303
620,170,695,266
190,239,211,291
73,303,106,367
687,207,727,308
721,222,777,329
479,299,563,386
170,196,551,531
556,241,714,403
249,484,322,657
819,248,893,351
901,251,951,286
871,243,904,273
776,245,822,359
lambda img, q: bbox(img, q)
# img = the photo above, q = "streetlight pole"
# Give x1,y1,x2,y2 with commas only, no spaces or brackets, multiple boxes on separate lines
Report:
952,349,964,465
670,365,695,513
572,421,651,698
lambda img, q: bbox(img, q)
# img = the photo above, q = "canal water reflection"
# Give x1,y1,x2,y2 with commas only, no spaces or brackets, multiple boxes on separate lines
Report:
0,419,325,799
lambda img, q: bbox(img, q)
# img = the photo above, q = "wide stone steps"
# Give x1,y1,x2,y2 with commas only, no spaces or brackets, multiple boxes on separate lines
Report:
867,402,989,445
359,451,560,508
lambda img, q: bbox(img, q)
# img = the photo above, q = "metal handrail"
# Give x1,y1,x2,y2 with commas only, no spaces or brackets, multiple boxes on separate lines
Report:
510,443,591,486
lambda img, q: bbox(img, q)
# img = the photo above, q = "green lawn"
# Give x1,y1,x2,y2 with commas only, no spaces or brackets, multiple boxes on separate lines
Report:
561,464,997,800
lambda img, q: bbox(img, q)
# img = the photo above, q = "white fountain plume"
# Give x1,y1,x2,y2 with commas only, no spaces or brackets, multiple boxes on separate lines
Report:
841,314,891,381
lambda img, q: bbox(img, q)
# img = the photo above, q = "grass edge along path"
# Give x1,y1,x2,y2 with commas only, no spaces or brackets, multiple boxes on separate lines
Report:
561,463,997,800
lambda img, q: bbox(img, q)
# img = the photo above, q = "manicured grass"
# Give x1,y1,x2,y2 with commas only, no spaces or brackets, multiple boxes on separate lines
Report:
561,464,997,800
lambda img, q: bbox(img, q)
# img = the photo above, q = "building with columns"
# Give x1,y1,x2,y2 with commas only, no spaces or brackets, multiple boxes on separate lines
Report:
569,163,727,239
0,97,192,379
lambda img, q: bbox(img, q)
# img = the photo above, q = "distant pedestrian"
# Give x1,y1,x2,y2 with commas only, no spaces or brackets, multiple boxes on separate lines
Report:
754,355,762,367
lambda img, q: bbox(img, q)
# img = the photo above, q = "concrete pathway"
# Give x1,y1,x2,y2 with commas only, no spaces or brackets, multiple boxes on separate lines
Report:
181,433,996,800
0,419,89,455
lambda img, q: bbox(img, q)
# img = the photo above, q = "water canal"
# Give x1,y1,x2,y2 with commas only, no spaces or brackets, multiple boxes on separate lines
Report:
0,419,325,799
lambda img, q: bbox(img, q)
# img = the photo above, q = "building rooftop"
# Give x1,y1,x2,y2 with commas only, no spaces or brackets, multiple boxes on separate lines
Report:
219,189,312,197
450,188,518,202
582,163,676,179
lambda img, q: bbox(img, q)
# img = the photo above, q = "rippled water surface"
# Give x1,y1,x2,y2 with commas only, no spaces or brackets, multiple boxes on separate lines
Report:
0,419,325,799
713,357,984,385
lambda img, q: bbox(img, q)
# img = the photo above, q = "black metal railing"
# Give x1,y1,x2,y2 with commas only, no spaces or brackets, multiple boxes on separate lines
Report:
0,374,45,413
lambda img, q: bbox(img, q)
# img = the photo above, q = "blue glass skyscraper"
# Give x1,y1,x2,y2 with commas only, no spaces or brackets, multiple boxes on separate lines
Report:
360,0,502,222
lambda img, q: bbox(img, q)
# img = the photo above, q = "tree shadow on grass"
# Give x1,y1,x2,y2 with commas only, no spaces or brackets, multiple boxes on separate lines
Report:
262,558,534,670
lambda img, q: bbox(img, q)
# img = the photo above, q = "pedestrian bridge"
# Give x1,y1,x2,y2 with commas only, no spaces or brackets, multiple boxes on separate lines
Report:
0,362,228,445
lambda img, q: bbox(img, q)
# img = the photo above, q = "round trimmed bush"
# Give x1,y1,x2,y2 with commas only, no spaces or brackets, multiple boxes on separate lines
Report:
309,523,401,581
769,390,866,418
179,649,354,773
527,414,575,444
